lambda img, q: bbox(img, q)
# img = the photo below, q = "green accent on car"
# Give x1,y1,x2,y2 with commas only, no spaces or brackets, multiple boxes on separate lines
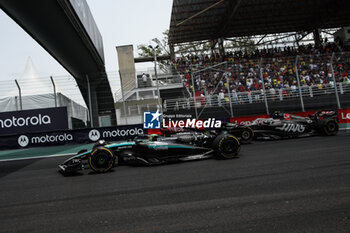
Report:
75,142,135,158
106,142,135,148
148,145,195,149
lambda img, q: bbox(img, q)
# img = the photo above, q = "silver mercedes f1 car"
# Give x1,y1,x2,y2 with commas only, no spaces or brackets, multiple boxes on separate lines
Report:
59,130,241,175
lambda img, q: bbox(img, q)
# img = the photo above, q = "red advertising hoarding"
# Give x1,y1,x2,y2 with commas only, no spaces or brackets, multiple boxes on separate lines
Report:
338,109,350,124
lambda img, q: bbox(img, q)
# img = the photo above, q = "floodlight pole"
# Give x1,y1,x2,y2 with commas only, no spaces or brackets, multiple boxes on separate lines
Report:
15,79,22,110
259,58,269,115
294,56,305,112
330,53,341,109
119,70,128,125
50,76,57,107
149,45,162,114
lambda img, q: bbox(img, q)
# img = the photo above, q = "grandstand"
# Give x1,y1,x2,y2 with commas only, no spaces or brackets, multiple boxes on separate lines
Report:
167,50,350,118
114,0,350,124
161,0,350,119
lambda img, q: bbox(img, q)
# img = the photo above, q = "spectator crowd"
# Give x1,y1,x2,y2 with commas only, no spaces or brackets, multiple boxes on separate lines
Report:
173,42,350,104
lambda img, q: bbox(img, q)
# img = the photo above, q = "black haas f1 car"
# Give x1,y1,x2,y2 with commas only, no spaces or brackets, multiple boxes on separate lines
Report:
249,111,339,140
59,131,240,175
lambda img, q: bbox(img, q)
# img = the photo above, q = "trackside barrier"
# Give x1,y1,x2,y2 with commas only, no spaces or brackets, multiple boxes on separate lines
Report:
0,124,144,150
2,109,348,151
230,109,350,130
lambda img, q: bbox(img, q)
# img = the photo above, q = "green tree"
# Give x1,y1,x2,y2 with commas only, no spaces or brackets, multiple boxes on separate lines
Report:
176,40,212,56
137,30,171,73
137,31,258,72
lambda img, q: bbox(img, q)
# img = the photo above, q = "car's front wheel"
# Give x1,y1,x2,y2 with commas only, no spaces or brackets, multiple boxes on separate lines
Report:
89,147,116,173
213,134,240,159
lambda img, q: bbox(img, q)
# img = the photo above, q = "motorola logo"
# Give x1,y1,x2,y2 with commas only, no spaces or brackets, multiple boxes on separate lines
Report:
102,128,144,137
0,114,51,129
89,129,100,141
18,135,29,147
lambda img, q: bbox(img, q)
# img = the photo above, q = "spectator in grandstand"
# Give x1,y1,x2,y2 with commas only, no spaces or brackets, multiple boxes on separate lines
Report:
218,90,225,106
142,73,147,87
231,89,238,104
174,41,350,103
269,86,276,101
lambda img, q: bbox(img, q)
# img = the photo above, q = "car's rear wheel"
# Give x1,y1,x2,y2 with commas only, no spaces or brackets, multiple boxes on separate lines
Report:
213,134,240,159
318,118,339,136
240,126,254,144
89,147,116,173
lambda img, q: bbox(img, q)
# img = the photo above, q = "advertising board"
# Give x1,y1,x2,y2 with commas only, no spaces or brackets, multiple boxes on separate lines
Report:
0,124,144,150
338,109,350,124
0,107,68,136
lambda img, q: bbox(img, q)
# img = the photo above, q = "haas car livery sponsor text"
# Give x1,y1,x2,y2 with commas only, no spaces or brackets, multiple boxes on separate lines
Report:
276,123,306,133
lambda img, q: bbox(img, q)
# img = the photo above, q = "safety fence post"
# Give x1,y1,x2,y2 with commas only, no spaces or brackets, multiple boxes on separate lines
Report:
330,53,341,109
119,70,128,125
279,89,283,100
191,68,198,119
153,53,162,115
50,76,57,107
15,79,22,110
339,83,343,94
225,62,234,117
295,55,305,112
309,86,313,97
259,58,269,115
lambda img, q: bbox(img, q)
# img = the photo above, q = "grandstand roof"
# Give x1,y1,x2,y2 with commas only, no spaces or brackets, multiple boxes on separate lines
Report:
168,0,350,44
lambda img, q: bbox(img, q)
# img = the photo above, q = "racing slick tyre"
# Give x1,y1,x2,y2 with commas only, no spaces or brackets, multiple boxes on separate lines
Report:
89,147,117,173
317,118,339,136
213,134,240,159
239,126,254,144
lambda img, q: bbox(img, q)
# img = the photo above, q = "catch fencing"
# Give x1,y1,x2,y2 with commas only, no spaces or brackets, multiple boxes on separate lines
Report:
166,52,350,119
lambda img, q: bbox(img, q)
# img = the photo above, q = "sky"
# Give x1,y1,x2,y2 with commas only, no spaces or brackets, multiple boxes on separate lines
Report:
0,0,173,81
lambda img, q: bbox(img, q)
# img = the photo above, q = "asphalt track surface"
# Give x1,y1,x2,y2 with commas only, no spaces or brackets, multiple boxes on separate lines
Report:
0,132,349,233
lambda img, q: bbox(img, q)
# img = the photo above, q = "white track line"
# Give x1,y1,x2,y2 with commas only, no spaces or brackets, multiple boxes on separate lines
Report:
0,153,76,162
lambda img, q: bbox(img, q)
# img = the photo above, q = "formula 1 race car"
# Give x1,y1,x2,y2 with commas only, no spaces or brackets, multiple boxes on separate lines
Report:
58,131,241,175
250,111,339,140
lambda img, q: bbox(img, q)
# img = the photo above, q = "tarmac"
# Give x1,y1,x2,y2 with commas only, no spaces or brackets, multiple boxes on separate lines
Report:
0,132,349,232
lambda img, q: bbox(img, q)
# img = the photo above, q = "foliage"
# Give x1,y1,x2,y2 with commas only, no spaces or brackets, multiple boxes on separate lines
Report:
225,36,258,54
137,31,258,72
176,41,212,56
137,30,171,73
